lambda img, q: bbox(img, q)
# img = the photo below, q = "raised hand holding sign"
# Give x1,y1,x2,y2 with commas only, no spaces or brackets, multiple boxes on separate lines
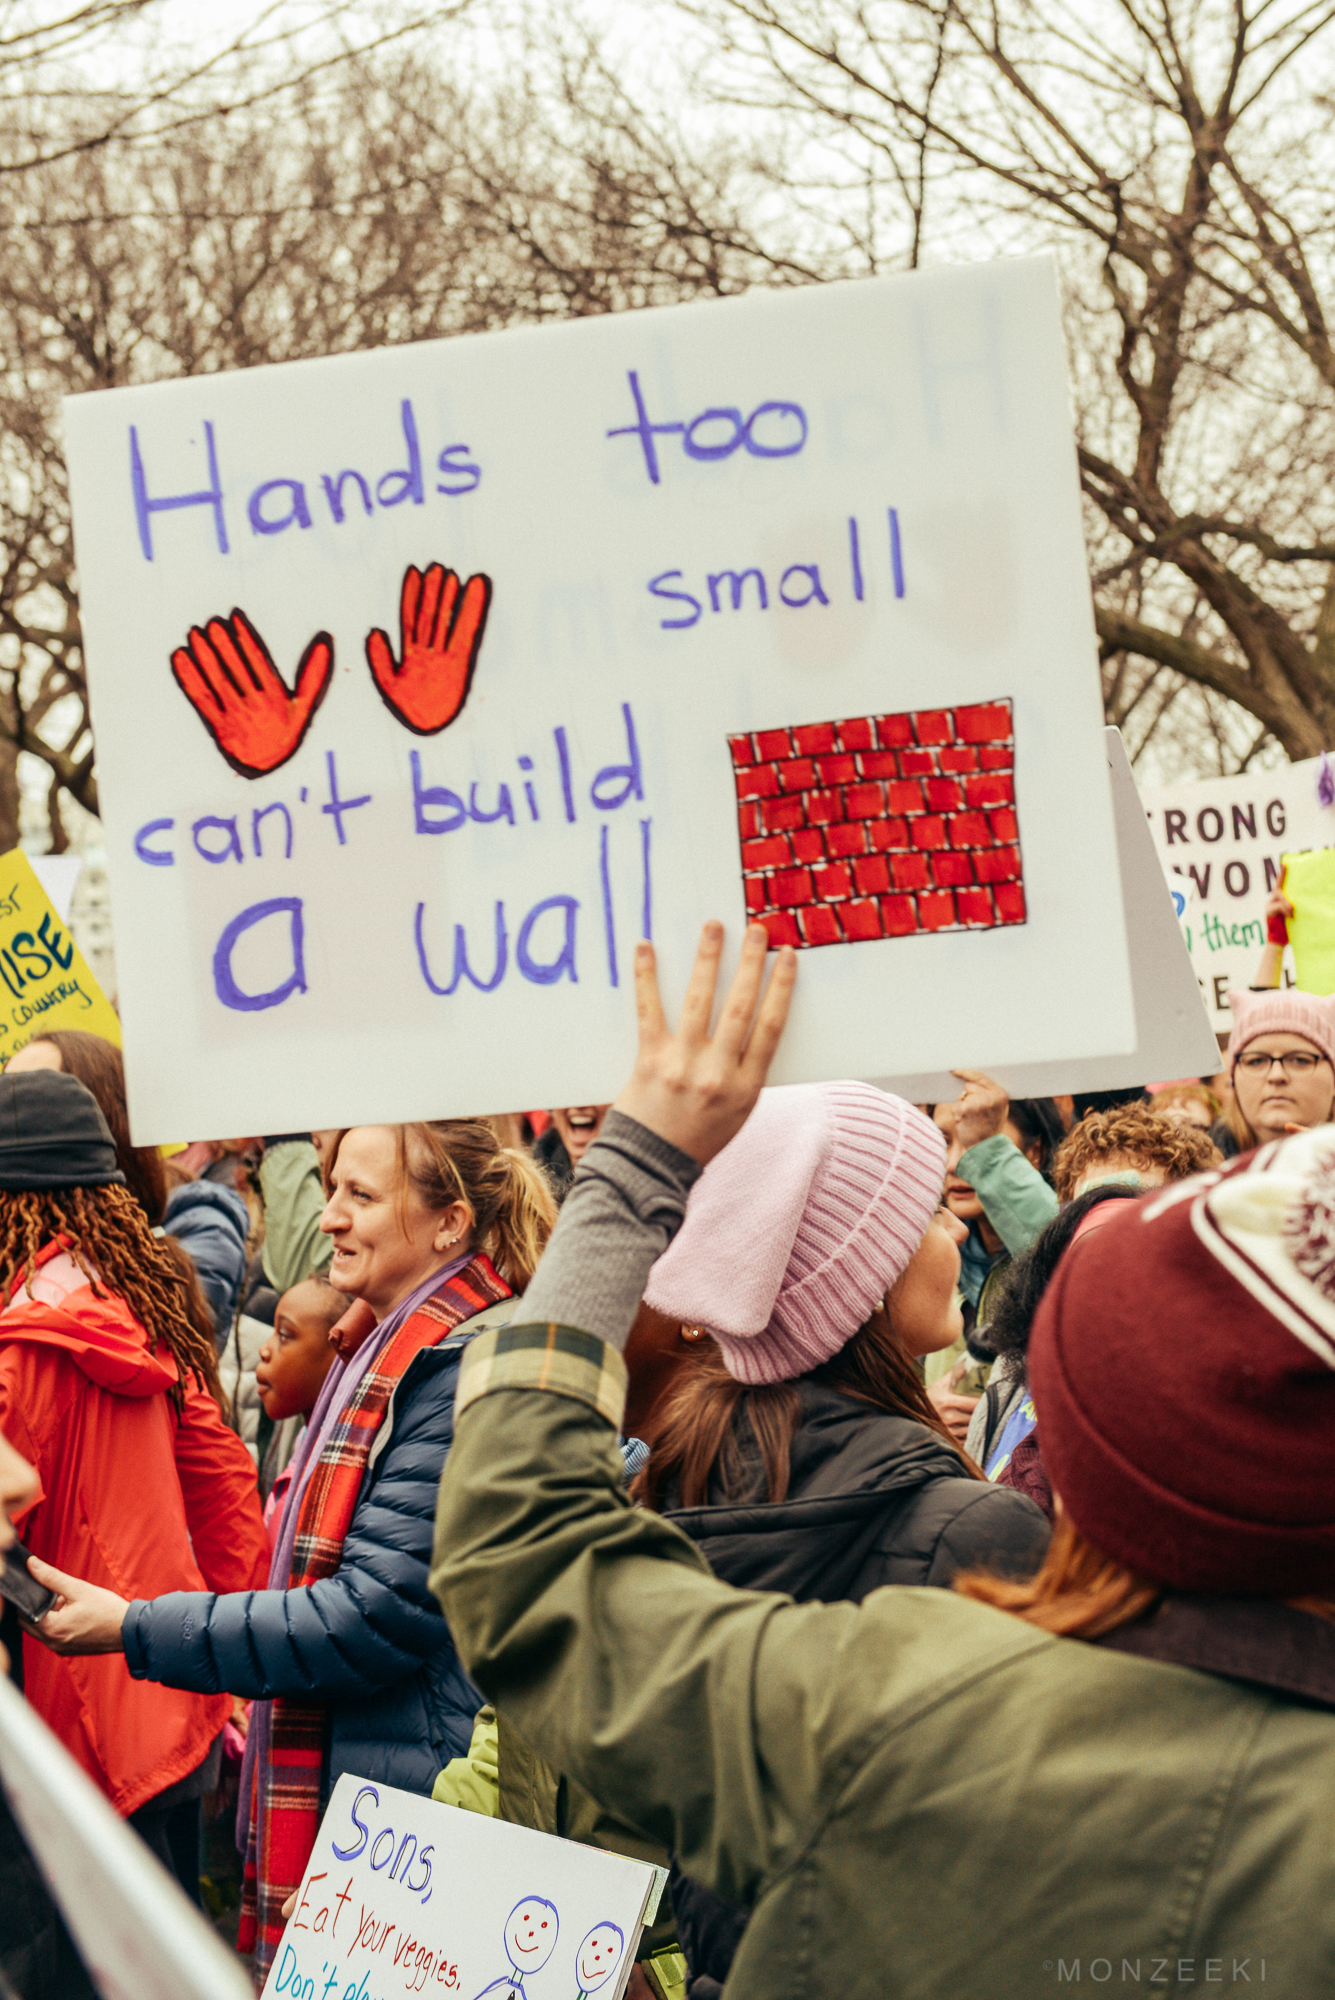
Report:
366,561,492,735
170,611,333,778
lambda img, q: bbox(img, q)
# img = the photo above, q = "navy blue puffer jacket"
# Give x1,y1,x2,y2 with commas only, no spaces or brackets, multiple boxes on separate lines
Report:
121,1333,480,1801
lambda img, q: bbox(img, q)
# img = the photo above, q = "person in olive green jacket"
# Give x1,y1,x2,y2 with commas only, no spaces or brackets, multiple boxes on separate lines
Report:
432,923,1335,2000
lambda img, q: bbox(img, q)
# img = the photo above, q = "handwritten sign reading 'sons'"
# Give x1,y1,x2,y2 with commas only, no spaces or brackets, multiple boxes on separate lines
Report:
0,850,121,1063
63,256,1132,1140
262,1776,659,2000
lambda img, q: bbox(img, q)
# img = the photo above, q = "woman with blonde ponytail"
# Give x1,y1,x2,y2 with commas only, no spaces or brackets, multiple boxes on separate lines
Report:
401,1120,556,1294
29,1114,555,1986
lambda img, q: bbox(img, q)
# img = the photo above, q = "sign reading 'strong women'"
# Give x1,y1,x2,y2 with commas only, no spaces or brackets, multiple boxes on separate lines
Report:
1142,757,1335,1031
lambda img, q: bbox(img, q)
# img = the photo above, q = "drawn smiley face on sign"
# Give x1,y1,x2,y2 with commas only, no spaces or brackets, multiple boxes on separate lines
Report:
504,1896,559,1977
575,1921,626,1995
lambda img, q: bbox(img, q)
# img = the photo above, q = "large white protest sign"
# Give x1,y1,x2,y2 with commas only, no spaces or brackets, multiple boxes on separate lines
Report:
261,1774,661,2000
1141,756,1335,1032
0,1672,250,2000
63,254,1133,1140
869,728,1219,1099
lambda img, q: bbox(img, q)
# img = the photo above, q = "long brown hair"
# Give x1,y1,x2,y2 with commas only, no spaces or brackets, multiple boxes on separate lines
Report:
1225,1094,1260,1155
957,1510,1335,1636
327,1120,557,1293
0,1184,221,1409
954,1513,1160,1638
637,1304,980,1511
25,1032,167,1225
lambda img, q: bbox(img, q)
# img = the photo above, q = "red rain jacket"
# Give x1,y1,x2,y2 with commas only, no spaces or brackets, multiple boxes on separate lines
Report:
0,1242,268,1815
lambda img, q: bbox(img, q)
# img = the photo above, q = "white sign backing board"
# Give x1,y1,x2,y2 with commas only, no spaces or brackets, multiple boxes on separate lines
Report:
868,729,1220,1098
1140,756,1335,1031
0,1672,251,2000
262,1773,660,2000
63,254,1133,1141
28,852,81,924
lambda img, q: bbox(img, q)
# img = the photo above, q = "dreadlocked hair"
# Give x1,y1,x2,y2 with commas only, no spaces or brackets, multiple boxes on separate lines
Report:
0,1185,221,1411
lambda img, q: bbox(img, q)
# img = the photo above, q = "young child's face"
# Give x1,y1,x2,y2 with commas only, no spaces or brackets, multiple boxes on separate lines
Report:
256,1287,337,1420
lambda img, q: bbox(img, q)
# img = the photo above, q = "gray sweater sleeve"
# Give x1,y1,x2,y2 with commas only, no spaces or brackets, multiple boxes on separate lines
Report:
520,1109,702,1351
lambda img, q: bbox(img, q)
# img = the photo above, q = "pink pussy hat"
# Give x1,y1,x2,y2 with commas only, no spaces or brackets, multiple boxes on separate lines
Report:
644,1081,947,1386
1227,988,1335,1078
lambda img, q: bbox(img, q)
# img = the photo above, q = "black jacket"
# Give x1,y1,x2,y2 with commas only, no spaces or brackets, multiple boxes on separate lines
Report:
664,1378,1049,1601
1210,1117,1241,1161
534,1126,574,1203
665,1381,1049,1996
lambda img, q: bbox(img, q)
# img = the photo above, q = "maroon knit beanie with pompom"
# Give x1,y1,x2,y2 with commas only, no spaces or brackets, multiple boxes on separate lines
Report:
1028,1126,1335,1595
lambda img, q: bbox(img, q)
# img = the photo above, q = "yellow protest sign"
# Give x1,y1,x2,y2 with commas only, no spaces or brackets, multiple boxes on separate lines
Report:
1283,848,1335,996
0,849,121,1063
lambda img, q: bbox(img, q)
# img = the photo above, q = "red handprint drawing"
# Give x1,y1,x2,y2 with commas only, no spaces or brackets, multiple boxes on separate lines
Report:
365,562,492,735
171,611,333,778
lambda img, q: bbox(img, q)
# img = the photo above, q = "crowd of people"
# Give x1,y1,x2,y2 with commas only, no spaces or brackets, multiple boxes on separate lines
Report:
1,911,1333,1997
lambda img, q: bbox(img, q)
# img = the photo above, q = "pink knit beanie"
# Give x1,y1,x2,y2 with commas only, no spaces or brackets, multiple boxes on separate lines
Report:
644,1082,947,1386
1227,988,1335,1078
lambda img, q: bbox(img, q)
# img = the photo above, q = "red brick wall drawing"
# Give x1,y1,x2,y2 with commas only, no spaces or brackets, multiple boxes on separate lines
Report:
729,699,1024,949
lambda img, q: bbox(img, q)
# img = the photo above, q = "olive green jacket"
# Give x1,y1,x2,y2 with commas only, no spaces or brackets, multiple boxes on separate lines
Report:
258,1138,332,1291
432,1321,1335,2000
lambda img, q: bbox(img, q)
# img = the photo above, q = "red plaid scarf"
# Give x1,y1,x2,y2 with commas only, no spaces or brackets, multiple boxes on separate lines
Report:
238,1254,509,1974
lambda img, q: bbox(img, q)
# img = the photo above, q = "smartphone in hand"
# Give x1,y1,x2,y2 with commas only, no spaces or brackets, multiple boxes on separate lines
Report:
0,1539,56,1622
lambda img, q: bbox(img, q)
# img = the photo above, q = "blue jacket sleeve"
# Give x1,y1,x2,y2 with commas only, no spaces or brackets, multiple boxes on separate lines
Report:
162,1182,250,1337
123,1347,458,1700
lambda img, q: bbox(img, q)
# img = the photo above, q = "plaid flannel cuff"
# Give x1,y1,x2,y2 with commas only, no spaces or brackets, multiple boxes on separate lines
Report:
456,1322,628,1430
